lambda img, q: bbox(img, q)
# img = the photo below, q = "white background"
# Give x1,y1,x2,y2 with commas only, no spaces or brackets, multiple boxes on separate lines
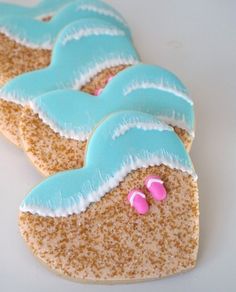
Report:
0,0,236,291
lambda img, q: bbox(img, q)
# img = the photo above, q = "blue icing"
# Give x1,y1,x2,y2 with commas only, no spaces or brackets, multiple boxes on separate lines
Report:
21,111,196,215
0,0,72,18
1,18,139,101
33,64,194,136
0,0,130,48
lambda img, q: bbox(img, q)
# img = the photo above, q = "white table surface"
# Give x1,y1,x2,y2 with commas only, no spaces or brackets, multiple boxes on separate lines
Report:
0,0,236,291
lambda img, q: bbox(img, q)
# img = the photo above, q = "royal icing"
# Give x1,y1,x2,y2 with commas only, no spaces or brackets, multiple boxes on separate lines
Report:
20,111,197,217
0,18,139,102
0,0,130,49
0,0,72,19
128,190,149,215
28,64,194,140
144,175,167,201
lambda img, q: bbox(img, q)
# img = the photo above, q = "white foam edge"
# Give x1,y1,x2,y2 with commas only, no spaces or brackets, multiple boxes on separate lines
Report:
29,101,195,141
29,100,90,141
112,120,173,140
61,26,126,45
123,80,194,106
72,57,140,90
0,90,33,106
76,4,129,28
0,27,53,49
20,152,198,217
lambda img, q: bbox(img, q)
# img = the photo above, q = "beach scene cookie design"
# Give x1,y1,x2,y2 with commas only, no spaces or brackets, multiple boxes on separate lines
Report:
0,0,130,87
0,18,139,146
0,0,73,20
19,111,199,283
19,64,194,176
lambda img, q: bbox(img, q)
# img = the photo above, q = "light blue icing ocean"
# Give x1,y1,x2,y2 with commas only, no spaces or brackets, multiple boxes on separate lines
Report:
20,111,196,217
32,64,194,137
0,0,130,48
0,0,72,18
0,18,139,99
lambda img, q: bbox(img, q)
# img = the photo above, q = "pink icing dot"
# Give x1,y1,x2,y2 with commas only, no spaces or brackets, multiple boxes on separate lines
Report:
127,189,149,215
145,175,167,201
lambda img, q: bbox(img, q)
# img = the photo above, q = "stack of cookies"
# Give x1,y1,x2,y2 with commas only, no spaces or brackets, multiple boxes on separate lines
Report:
0,0,199,283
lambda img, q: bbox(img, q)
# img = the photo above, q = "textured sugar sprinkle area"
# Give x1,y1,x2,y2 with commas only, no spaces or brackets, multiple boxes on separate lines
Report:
0,99,23,147
20,107,192,176
20,107,86,176
19,165,199,282
0,33,51,86
174,126,192,152
41,15,53,22
80,64,128,94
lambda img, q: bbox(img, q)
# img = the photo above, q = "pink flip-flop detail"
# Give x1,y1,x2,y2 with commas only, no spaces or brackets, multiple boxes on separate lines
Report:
145,175,167,201
127,189,149,215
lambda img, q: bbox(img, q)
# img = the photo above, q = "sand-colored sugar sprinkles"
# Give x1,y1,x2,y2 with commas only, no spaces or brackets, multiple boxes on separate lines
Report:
173,126,193,152
81,64,128,93
19,165,199,282
41,15,53,22
20,107,86,176
0,33,51,87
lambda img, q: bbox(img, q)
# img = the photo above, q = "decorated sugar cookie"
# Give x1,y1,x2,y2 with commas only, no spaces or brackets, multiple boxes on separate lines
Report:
0,0,130,87
0,18,139,146
19,64,194,176
19,111,199,283
0,0,73,20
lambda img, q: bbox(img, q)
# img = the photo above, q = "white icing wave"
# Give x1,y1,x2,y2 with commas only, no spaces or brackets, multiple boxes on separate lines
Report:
0,89,34,106
29,100,90,141
157,113,195,137
76,4,128,27
112,120,173,140
123,80,193,105
0,27,53,50
61,27,125,45
20,151,197,217
29,101,194,142
72,56,140,90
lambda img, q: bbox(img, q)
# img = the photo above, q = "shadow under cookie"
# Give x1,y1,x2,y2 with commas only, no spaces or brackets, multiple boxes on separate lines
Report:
19,165,199,282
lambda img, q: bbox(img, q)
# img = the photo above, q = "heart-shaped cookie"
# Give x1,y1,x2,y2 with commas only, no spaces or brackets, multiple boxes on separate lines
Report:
19,111,199,283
